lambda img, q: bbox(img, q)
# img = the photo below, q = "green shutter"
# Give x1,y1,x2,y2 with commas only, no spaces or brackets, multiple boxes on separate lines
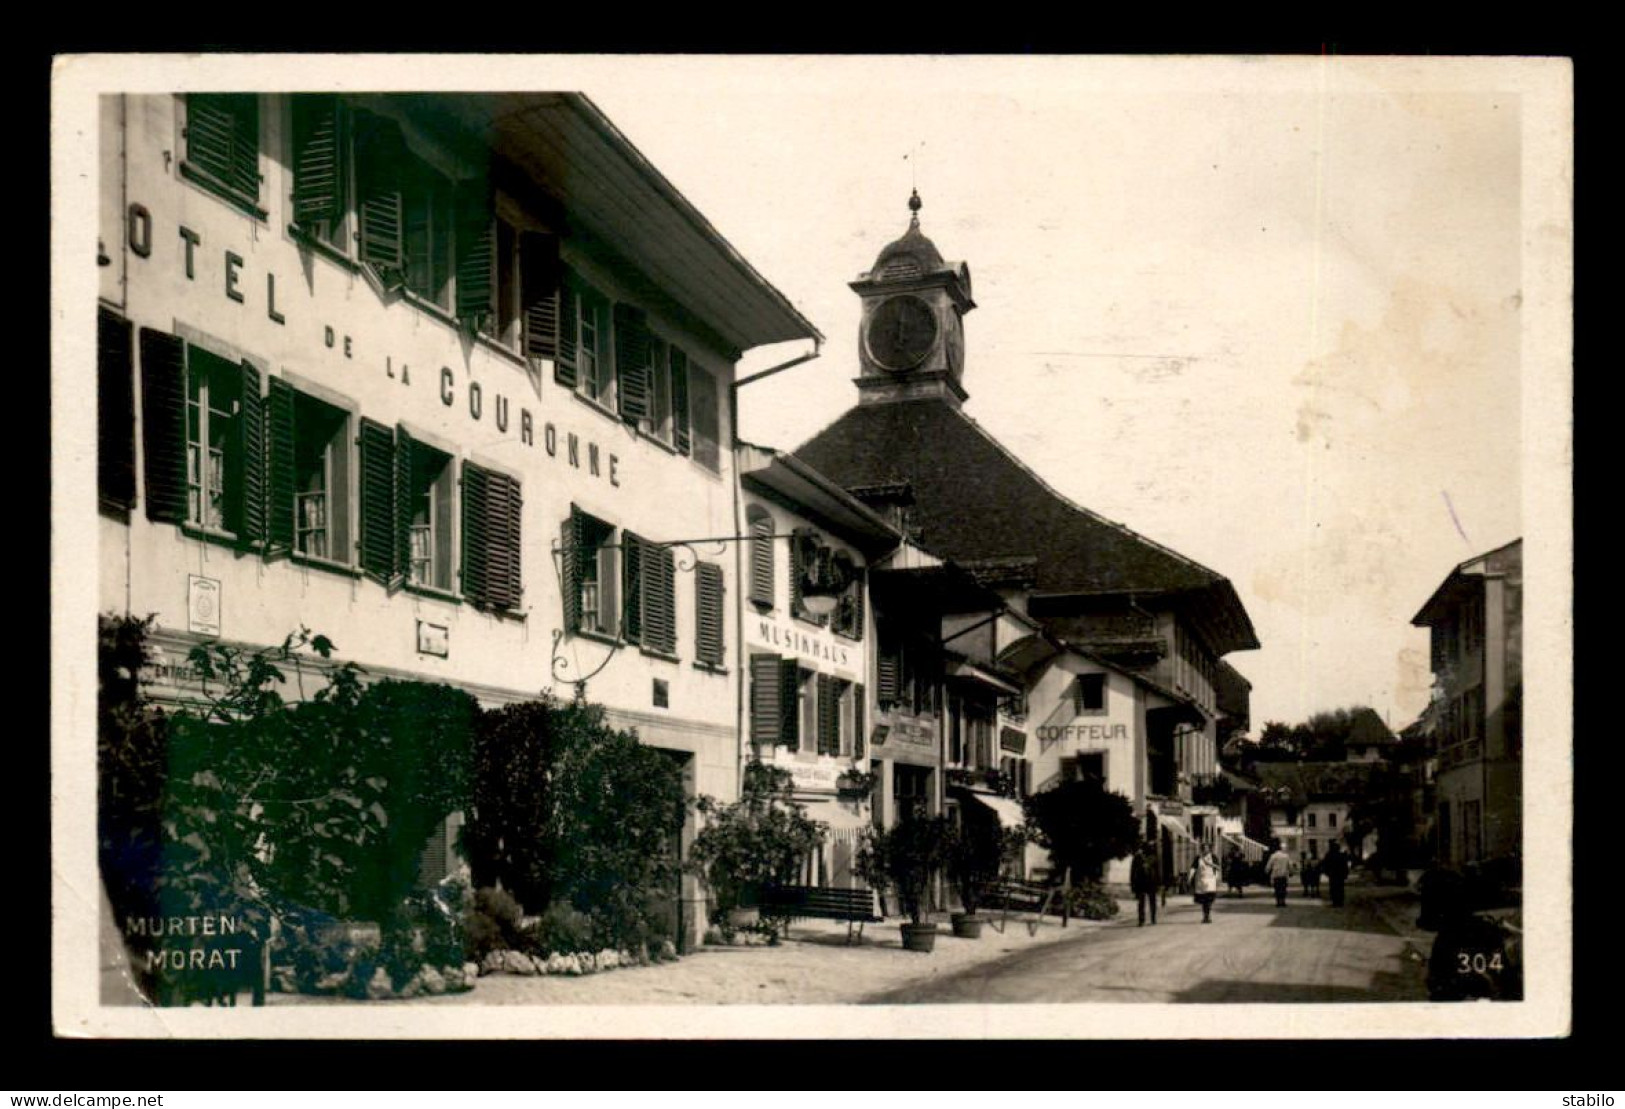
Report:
748,508,775,608
789,528,807,616
187,94,259,201
817,674,838,756
460,461,490,607
554,278,579,388
561,509,583,633
263,375,295,553
750,654,783,747
622,531,644,645
137,328,187,524
521,232,561,361
454,182,497,325
487,471,522,610
614,303,651,421
235,360,264,545
643,543,676,656
854,684,866,759
670,345,691,455
695,561,725,666
355,119,405,276
98,308,136,513
292,95,343,228
781,659,801,751
358,418,396,583
394,426,416,586
877,638,901,707
850,570,865,641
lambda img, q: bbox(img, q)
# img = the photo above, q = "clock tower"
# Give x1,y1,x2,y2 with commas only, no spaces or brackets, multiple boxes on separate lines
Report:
851,190,975,407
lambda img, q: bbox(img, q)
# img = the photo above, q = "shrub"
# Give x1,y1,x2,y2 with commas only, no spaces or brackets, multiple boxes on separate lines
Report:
525,903,595,955
464,886,527,962
1053,879,1120,921
946,816,1008,917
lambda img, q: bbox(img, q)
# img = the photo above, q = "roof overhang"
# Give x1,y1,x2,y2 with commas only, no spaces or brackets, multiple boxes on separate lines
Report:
411,93,821,358
945,656,1024,697
870,563,1003,617
738,443,901,552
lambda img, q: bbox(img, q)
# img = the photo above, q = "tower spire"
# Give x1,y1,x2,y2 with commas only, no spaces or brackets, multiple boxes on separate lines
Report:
908,187,922,229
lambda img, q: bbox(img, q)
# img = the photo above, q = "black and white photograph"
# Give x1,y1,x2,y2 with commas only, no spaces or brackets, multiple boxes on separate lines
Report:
51,53,1572,1039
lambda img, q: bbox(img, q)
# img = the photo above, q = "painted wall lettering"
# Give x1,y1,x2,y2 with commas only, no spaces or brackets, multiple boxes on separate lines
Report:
178,226,199,277
128,203,152,258
325,326,335,348
225,252,244,303
609,455,620,487
266,273,285,324
440,367,455,406
567,433,579,468
544,422,556,456
495,395,509,433
520,407,532,444
588,443,600,477
468,381,483,420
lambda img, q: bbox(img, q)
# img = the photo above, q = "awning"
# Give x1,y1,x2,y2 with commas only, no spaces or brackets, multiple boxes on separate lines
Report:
1157,813,1196,842
956,789,1027,829
945,657,1023,697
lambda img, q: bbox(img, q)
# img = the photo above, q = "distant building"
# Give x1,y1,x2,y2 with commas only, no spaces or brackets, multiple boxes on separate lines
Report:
1411,538,1523,869
1252,762,1383,861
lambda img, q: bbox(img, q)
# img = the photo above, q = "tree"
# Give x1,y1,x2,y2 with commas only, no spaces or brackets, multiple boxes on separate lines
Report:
1022,778,1140,882
945,814,1011,917
856,815,953,925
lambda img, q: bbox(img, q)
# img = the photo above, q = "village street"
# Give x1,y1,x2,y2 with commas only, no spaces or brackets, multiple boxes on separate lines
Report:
265,880,1429,1007
868,882,1430,1005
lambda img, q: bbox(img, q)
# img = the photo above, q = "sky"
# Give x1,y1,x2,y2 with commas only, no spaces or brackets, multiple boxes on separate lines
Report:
578,56,1540,733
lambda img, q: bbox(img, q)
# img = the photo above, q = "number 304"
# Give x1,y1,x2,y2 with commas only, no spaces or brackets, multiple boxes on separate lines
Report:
1457,951,1505,974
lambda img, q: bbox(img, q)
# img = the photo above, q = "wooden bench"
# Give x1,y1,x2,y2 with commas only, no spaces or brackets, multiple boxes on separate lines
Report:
759,885,883,945
981,879,1066,936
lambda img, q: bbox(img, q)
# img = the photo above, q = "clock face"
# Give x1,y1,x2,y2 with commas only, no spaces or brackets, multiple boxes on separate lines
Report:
866,295,938,373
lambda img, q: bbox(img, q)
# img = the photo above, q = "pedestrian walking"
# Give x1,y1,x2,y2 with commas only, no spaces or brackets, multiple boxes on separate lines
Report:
1321,841,1351,907
1225,848,1248,897
1265,841,1294,907
1189,842,1221,923
1130,836,1162,926
1300,852,1319,898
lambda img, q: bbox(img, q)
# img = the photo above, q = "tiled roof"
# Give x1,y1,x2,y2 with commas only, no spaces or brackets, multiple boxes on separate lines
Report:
1252,761,1382,802
796,399,1257,623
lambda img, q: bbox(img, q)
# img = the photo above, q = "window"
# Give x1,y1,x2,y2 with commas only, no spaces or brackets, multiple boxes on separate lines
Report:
789,529,828,626
636,338,695,452
564,509,618,636
800,669,819,752
291,97,514,328
1307,812,1317,829
554,273,613,405
1075,673,1106,715
357,422,453,592
694,561,726,668
747,506,775,609
689,362,721,472
748,653,800,750
139,329,264,542
287,392,351,563
459,462,523,613
183,94,261,214
832,563,865,641
1327,812,1338,829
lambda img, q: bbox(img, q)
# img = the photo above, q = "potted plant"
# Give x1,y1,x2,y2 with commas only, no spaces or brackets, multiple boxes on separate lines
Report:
946,817,1008,939
857,815,951,953
687,761,827,937
835,768,878,800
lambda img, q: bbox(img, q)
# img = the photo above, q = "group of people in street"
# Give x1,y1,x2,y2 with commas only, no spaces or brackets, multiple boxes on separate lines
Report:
1128,834,1354,927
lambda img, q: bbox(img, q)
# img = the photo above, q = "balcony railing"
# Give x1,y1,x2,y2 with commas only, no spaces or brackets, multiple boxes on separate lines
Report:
1437,738,1483,772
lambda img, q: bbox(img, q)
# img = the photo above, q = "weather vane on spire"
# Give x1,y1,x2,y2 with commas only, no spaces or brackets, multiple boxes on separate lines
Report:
903,142,924,226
